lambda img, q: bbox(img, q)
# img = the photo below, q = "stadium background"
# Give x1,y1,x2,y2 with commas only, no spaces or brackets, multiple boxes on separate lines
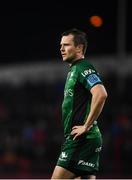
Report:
0,0,132,178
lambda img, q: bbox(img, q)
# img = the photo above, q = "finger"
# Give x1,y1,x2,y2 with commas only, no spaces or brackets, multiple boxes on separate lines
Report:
73,133,79,140
71,129,77,135
72,126,78,130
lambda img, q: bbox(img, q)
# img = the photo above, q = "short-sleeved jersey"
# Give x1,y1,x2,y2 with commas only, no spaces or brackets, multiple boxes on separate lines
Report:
62,58,103,139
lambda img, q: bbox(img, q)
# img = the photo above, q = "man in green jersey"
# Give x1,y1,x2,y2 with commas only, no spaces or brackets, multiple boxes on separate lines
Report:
51,28,108,179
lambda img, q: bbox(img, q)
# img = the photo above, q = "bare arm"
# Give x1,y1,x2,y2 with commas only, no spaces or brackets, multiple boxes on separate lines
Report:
84,84,108,129
71,84,108,140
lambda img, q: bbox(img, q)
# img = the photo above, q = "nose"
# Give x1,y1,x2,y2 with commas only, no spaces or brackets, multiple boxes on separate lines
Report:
60,45,64,52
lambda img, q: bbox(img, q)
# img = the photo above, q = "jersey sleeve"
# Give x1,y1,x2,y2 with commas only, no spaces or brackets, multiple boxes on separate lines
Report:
77,64,103,90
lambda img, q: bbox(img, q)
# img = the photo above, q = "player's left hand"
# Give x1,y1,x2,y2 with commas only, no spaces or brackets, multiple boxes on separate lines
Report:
71,125,87,140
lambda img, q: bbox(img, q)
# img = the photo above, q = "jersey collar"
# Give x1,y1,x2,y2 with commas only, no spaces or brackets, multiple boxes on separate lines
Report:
70,58,85,67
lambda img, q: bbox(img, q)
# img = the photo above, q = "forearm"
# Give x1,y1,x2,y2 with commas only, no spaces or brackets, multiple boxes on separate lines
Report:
71,85,107,139
84,94,106,130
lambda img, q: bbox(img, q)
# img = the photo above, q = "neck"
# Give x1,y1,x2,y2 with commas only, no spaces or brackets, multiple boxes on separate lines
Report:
69,57,85,66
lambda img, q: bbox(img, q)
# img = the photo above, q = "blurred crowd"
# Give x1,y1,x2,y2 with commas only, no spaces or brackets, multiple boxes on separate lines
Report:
0,72,131,179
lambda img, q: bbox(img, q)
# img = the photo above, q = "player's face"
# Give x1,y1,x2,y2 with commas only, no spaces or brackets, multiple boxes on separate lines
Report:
60,34,78,63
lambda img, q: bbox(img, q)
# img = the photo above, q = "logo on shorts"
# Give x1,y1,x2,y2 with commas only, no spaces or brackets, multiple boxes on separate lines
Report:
95,146,102,152
59,152,68,162
78,160,95,167
61,152,68,159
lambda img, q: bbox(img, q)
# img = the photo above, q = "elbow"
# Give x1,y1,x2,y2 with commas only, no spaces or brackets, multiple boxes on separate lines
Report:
100,90,108,102
103,90,108,99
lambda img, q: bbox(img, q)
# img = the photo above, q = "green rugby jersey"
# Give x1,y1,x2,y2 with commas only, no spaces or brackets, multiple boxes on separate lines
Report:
62,58,103,139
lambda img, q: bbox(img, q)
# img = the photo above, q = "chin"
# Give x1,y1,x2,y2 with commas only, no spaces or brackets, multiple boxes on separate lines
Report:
62,57,72,63
62,57,66,61
62,58,68,62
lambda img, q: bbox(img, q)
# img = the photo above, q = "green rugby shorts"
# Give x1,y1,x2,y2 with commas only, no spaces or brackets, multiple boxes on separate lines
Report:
57,135,102,176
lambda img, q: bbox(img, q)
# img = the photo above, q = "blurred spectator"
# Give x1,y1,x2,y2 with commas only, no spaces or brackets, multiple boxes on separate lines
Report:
0,73,131,178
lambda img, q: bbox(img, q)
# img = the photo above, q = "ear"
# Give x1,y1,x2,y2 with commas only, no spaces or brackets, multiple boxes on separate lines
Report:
76,44,83,53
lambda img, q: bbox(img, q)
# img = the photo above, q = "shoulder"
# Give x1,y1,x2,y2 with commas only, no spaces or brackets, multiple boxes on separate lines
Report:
75,59,94,68
76,60,97,76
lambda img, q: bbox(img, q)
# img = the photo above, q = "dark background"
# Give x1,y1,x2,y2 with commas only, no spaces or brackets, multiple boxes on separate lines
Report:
0,0,132,179
1,0,118,63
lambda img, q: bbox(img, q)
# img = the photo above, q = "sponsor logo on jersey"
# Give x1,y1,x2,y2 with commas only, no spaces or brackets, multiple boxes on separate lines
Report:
81,69,96,77
87,74,101,87
78,160,95,167
64,89,73,97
